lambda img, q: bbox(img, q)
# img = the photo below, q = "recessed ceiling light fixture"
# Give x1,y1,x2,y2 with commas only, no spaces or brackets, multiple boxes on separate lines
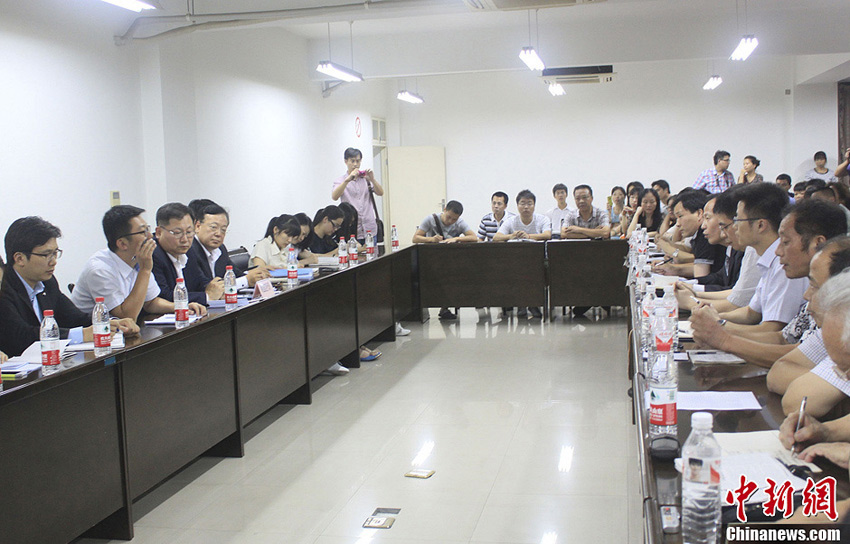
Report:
702,75,723,90
98,0,156,12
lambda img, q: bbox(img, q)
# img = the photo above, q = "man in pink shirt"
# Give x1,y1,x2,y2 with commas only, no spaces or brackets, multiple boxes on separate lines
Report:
331,147,385,242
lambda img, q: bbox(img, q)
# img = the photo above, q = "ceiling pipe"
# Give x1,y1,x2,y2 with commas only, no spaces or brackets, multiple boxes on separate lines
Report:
116,0,459,43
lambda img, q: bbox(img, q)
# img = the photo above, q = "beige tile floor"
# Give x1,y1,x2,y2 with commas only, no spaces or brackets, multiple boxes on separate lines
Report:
76,308,643,544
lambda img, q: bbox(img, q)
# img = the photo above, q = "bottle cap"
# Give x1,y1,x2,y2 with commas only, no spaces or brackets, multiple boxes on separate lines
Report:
692,412,713,429
43,310,54,316
96,296,105,303
392,224,396,227
177,278,184,283
226,265,233,270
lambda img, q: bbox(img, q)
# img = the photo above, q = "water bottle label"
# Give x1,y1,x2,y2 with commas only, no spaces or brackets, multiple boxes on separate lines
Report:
225,292,237,304
649,387,677,426
175,309,189,322
683,456,721,485
339,254,348,265
350,254,358,263
41,347,60,366
655,335,673,352
288,267,297,280
392,239,399,248
367,245,374,254
94,333,111,348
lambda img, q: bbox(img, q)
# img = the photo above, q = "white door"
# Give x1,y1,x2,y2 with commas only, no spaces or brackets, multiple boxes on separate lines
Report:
385,146,447,249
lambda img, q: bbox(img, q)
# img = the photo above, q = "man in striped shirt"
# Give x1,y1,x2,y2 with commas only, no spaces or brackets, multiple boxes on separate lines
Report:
477,191,514,241
693,150,734,193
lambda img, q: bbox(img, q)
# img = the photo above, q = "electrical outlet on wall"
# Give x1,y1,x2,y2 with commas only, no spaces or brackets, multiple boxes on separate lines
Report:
110,191,121,207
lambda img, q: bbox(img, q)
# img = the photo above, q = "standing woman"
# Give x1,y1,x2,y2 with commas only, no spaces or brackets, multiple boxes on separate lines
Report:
309,205,345,257
332,148,384,243
626,188,663,236
250,214,302,269
608,186,626,235
737,155,763,184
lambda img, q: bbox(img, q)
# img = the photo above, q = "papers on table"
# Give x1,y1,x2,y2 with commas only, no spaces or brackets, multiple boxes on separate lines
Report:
645,390,761,411
6,339,72,364
1,361,42,374
678,320,694,340
268,268,315,281
687,350,746,366
208,296,250,309
144,314,202,326
652,274,680,289
64,332,125,353
715,430,821,473
316,256,338,266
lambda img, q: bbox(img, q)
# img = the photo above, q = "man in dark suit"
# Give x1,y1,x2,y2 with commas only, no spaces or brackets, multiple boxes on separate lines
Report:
0,217,139,357
185,203,268,294
151,203,217,305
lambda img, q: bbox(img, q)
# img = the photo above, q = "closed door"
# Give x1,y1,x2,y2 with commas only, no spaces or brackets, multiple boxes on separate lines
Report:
385,146,447,248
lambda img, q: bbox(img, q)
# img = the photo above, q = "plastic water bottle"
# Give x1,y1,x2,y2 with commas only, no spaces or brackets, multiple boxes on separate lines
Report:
637,263,653,302
640,288,656,371
649,307,677,440
174,278,189,329
40,309,61,375
365,230,375,261
338,236,348,268
287,246,298,289
662,285,679,347
391,225,399,252
92,296,112,357
348,235,358,266
682,412,722,544
224,265,238,312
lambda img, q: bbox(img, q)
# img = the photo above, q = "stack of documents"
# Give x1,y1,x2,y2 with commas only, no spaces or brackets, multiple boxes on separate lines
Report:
687,350,746,365
144,314,202,326
645,390,761,411
65,332,125,352
208,296,250,309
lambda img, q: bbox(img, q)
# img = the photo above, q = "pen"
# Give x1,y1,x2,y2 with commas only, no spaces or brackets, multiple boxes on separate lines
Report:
791,396,808,458
657,256,674,266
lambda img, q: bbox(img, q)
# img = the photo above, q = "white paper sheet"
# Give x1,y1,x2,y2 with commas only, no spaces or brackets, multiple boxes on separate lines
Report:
678,391,761,411
6,339,72,363
687,350,746,365
144,314,202,325
64,333,125,352
715,430,821,473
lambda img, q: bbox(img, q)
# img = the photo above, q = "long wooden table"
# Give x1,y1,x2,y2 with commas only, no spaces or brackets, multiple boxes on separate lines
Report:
1,240,629,543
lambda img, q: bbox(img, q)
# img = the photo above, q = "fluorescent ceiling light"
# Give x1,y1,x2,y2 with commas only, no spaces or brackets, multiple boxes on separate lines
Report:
702,75,723,90
548,83,565,96
730,35,758,61
519,47,545,71
98,0,156,12
397,90,424,104
316,61,363,83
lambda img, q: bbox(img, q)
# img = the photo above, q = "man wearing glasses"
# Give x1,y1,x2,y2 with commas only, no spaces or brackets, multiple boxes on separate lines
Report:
72,205,207,320
0,217,140,357
151,203,214,305
185,203,269,296
693,150,734,193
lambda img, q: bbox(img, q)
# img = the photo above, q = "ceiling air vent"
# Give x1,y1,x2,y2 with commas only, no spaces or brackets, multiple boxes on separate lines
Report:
542,65,615,85
463,0,605,11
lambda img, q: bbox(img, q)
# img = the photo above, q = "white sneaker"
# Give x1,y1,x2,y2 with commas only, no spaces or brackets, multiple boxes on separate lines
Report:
395,322,411,336
328,362,349,375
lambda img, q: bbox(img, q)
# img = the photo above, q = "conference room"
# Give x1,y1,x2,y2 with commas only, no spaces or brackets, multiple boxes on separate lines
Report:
2,1,850,543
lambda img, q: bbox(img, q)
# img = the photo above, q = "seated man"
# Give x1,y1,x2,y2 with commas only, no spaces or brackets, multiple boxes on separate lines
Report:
72,205,206,320
412,200,478,244
493,189,552,242
186,203,269,296
544,183,570,237
413,200,477,320
478,191,514,242
0,217,139,357
694,183,808,334
560,184,610,239
779,269,850,453
151,203,215,305
654,190,725,279
651,179,671,214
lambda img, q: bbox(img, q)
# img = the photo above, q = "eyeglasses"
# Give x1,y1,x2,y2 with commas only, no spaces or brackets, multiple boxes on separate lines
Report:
165,229,195,240
29,248,63,260
331,220,343,231
718,221,732,231
731,217,766,224
122,225,151,239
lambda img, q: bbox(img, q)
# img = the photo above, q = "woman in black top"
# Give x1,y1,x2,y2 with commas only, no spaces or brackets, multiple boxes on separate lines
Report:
626,188,663,236
308,205,345,256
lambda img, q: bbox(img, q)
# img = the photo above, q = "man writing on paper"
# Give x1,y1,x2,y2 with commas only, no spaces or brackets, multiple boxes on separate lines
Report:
689,183,807,334
72,205,206,320
0,217,140,357
185,203,269,297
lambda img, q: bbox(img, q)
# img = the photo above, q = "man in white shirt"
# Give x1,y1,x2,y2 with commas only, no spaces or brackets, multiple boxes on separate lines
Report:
692,183,808,335
651,180,671,214
493,190,552,242
544,183,570,238
72,205,206,320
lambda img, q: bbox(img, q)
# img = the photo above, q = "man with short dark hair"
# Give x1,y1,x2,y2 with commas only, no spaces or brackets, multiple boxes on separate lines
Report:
412,200,477,244
185,203,270,296
493,190,552,242
775,174,794,201
693,150,734,193
478,192,514,241
544,183,570,237
0,217,139,357
654,190,725,278
72,205,206,320
561,185,610,239
651,180,671,213
152,203,214,305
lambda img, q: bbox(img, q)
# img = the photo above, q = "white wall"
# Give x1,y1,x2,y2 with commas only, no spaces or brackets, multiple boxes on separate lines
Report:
392,56,836,225
0,1,144,286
